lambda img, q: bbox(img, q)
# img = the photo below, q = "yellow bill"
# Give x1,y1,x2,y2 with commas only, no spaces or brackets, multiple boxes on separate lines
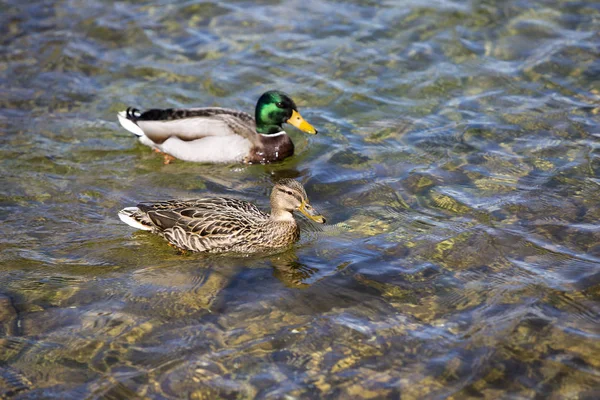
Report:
287,110,318,134
298,200,326,224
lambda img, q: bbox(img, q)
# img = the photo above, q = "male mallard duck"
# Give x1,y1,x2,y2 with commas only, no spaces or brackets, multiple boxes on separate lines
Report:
118,179,325,253
117,91,317,164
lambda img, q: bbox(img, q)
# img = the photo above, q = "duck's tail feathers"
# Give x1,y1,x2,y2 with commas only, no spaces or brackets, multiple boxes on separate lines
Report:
117,108,145,137
118,207,154,231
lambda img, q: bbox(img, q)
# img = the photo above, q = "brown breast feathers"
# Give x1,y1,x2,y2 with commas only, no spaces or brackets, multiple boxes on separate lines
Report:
246,133,294,164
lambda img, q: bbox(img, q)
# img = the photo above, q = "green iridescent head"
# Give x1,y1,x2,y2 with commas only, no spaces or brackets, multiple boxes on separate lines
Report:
254,90,317,135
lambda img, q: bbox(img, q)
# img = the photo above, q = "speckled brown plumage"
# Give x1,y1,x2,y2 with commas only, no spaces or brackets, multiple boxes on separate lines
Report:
118,179,325,253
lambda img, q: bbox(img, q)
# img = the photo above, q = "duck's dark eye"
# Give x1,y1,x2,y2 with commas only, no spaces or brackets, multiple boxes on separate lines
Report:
286,190,293,196
276,102,284,108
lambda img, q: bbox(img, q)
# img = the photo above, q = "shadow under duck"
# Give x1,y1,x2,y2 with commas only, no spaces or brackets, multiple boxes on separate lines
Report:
118,179,325,253
117,91,317,164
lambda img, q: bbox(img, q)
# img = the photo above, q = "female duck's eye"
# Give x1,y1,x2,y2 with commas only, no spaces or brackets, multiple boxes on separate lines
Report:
286,191,293,195
276,102,284,108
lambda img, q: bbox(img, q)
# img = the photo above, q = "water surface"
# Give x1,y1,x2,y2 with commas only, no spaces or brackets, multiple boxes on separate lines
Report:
1,0,600,398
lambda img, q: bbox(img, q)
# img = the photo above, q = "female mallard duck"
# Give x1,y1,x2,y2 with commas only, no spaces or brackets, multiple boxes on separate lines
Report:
117,91,317,164
118,179,325,253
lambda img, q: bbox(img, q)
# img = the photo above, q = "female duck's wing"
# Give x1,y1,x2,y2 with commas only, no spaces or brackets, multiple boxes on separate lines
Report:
139,199,269,252
137,198,265,215
118,107,257,144
138,197,268,233
118,199,209,231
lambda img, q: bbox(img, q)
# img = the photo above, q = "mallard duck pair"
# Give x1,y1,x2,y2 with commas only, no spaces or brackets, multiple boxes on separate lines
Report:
117,91,325,253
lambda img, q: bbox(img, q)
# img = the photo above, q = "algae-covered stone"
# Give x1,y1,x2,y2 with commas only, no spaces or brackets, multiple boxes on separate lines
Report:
330,149,370,167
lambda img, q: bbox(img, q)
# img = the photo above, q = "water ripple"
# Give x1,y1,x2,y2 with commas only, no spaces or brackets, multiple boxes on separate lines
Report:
2,0,600,397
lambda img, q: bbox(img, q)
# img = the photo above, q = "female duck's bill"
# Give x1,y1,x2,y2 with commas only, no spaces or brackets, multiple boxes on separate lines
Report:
116,90,318,164
298,199,325,223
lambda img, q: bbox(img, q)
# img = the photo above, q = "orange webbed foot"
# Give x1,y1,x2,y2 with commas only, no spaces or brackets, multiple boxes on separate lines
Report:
163,154,176,165
152,148,176,164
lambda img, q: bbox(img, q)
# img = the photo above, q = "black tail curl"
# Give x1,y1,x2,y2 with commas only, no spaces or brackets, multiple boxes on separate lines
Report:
126,107,141,120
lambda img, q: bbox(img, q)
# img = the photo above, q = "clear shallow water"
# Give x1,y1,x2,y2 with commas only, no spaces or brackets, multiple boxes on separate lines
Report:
1,0,600,398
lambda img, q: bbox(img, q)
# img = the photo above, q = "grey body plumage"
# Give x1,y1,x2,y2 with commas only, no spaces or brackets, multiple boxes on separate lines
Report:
116,91,317,164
